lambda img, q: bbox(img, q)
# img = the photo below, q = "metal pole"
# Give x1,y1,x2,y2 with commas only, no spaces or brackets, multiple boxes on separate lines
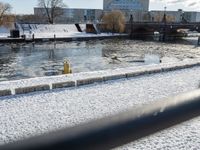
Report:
32,34,35,41
130,14,133,38
54,34,56,42
2,89,200,150
163,7,167,41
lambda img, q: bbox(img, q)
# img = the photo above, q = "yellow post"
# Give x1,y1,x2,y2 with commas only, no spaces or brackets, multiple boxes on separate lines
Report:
63,60,72,74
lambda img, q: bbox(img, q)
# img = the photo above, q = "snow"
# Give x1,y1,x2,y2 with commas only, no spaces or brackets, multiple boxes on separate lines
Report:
16,24,80,38
1,61,200,149
14,23,125,38
30,24,79,38
0,26,10,38
79,24,86,32
144,54,160,64
0,60,197,92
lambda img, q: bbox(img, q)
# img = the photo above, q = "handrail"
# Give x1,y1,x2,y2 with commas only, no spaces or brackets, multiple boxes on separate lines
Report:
1,89,200,150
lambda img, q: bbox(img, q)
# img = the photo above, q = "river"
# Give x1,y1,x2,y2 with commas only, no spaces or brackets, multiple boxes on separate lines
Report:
0,38,199,81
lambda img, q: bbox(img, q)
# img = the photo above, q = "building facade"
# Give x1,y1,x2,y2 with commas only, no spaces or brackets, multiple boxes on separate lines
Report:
103,0,149,11
149,10,200,23
183,12,200,22
34,7,200,24
34,8,103,23
150,11,183,22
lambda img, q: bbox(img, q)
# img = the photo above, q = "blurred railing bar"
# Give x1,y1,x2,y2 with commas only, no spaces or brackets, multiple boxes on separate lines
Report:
2,89,200,150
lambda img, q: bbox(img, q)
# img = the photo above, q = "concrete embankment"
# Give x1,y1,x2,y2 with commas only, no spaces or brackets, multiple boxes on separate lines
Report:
1,60,200,97
0,34,129,43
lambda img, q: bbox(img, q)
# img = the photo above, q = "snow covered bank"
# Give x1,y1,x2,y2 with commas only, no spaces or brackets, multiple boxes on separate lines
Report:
14,23,125,39
0,24,127,39
1,61,200,149
16,24,81,38
0,59,200,96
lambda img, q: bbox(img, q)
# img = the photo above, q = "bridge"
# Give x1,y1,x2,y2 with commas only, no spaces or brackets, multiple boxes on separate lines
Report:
126,21,200,40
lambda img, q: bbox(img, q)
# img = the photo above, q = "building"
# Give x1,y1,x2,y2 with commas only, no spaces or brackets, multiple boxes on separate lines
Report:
122,10,150,22
150,10,183,22
103,0,150,22
34,7,200,24
103,0,149,11
114,10,200,23
183,12,200,22
34,0,150,24
149,10,200,23
34,8,103,23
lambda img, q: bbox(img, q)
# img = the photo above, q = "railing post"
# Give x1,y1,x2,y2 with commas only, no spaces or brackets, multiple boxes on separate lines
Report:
198,36,200,45
129,14,133,38
32,34,35,41
54,34,56,42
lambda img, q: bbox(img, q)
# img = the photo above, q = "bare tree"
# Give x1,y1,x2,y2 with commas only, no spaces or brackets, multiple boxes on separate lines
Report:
0,2,12,25
38,0,66,24
102,10,125,33
2,15,15,27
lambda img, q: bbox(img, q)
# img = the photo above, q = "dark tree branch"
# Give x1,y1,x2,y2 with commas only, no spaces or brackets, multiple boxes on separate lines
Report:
0,2,11,25
38,0,66,24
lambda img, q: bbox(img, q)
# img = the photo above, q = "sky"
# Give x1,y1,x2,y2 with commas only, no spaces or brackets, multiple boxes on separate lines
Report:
2,0,200,14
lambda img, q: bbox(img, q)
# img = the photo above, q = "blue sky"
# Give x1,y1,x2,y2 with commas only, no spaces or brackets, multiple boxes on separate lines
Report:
2,0,200,14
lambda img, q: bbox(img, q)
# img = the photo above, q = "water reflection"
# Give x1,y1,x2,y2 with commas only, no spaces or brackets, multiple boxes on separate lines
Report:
0,38,199,81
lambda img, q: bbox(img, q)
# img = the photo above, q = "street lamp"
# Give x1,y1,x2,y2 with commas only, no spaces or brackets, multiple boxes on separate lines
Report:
163,6,167,23
164,6,167,12
162,6,167,41
129,14,133,38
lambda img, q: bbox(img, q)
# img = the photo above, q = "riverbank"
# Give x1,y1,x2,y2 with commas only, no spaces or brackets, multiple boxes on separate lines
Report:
0,33,129,43
0,23,129,43
0,59,199,96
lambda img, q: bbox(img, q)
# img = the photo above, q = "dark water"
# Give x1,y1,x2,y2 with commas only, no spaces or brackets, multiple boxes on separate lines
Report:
0,38,199,81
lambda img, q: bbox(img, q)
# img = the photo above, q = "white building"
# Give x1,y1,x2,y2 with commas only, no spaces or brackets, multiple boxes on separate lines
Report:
103,0,149,11
150,10,200,23
34,8,103,23
183,12,200,22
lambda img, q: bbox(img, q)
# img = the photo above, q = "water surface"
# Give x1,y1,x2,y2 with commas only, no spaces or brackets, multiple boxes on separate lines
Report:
0,38,199,81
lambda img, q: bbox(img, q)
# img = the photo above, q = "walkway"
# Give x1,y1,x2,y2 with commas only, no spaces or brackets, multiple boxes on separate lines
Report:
1,62,200,149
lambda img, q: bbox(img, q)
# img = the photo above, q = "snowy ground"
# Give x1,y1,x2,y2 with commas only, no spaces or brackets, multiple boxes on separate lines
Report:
16,24,125,39
0,24,126,39
1,62,200,149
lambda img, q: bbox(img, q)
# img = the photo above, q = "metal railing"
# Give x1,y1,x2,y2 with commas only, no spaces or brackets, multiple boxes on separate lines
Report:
1,89,200,150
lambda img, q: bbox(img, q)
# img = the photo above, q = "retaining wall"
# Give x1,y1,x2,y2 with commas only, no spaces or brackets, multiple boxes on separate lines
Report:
0,34,129,43
1,61,200,97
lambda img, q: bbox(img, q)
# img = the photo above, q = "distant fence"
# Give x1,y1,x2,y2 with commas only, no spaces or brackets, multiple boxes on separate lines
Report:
1,89,200,150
